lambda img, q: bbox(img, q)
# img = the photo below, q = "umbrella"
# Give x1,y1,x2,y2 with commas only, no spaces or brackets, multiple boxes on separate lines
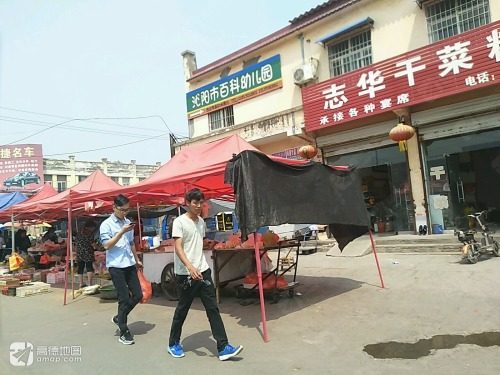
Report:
2,222,23,228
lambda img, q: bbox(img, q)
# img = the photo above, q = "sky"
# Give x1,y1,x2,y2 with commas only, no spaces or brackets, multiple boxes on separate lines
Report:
0,0,323,165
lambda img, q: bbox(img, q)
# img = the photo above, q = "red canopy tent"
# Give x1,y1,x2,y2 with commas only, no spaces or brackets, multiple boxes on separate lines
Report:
69,134,309,206
3,170,121,222
0,183,58,222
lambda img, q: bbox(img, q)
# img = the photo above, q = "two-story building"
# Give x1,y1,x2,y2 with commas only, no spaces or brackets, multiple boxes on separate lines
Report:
177,0,500,235
44,156,161,192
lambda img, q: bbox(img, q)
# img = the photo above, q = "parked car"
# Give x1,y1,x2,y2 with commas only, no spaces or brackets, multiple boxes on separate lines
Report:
3,172,41,187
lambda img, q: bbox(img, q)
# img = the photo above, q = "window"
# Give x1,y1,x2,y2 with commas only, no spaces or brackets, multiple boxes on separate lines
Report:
327,29,372,77
188,119,194,138
122,177,130,186
57,175,67,192
78,175,86,182
44,175,52,184
111,177,119,183
209,106,234,132
425,0,490,43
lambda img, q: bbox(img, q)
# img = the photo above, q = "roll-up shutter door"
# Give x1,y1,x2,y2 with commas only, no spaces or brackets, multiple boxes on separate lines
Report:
318,120,395,158
412,94,500,141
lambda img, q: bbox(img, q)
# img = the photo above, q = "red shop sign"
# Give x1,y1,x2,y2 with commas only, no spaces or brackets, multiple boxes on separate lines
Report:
302,21,500,132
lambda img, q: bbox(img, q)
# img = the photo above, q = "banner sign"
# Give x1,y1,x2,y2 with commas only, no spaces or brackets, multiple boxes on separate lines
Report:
302,21,500,131
186,54,283,119
0,144,44,191
272,147,302,160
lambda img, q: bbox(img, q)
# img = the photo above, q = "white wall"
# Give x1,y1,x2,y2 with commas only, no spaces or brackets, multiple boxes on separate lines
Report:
186,0,499,139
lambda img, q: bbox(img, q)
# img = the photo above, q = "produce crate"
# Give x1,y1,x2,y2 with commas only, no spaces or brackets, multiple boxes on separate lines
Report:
16,285,35,297
2,286,17,296
46,271,65,284
16,282,51,297
0,277,21,287
31,282,51,294
69,275,112,287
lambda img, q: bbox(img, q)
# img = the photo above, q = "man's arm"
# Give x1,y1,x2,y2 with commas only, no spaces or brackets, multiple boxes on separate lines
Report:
130,244,142,267
101,223,134,250
174,237,202,280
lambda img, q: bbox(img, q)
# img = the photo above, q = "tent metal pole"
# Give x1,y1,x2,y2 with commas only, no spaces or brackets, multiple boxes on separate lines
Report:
368,230,385,288
72,217,78,298
253,233,268,342
11,212,16,254
136,202,142,239
63,201,73,305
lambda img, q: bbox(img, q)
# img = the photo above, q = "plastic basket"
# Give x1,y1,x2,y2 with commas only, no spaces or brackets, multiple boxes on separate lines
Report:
46,271,65,284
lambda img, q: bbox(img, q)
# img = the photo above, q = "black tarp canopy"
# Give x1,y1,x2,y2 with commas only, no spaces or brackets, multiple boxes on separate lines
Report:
225,150,371,250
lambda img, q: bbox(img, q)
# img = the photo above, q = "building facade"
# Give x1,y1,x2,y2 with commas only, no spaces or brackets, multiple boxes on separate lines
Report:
177,0,500,234
44,156,161,192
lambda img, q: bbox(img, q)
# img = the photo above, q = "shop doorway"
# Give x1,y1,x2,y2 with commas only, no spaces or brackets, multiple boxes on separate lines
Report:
423,129,500,231
327,145,415,234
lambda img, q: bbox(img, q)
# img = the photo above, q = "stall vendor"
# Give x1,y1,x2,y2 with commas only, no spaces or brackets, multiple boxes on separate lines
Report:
41,227,66,257
15,229,32,255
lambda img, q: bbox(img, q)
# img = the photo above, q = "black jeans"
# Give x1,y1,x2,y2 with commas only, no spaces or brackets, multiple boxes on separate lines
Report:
169,268,228,352
109,265,143,334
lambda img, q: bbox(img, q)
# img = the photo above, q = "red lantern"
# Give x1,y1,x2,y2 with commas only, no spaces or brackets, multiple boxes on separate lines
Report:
298,145,318,159
389,123,415,152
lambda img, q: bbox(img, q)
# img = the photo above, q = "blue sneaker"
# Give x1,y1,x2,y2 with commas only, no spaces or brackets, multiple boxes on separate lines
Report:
167,342,185,358
218,344,243,361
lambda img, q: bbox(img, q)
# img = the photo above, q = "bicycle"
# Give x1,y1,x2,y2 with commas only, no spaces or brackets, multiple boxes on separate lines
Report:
455,211,500,264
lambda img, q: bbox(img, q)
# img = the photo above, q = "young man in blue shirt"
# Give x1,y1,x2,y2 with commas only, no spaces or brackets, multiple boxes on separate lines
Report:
167,188,243,361
100,194,143,345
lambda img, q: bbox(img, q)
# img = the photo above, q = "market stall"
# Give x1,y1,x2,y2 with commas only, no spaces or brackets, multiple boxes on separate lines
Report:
225,149,384,342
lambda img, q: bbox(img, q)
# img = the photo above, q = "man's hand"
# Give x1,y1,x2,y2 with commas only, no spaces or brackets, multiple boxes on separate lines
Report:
188,266,202,280
121,224,135,234
135,260,143,268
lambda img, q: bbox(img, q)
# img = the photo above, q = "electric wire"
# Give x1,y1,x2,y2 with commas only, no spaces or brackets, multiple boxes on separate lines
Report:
43,132,170,157
0,106,189,157
0,106,184,134
0,116,170,140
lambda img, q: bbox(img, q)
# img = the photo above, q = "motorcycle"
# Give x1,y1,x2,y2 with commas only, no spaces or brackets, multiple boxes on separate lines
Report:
455,211,499,264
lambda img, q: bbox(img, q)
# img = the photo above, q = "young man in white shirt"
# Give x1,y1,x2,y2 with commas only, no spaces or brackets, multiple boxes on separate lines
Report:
167,188,243,361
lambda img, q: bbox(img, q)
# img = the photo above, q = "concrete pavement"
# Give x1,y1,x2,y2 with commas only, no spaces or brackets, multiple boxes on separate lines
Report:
1,250,499,375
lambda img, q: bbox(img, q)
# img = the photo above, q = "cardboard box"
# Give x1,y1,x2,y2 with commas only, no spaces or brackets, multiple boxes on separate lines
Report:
0,277,21,287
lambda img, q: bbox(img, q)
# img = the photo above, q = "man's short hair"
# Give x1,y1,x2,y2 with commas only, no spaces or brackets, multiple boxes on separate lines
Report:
114,194,129,207
185,188,204,203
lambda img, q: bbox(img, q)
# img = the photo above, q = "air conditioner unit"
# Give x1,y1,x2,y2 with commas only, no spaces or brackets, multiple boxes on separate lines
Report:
293,62,317,86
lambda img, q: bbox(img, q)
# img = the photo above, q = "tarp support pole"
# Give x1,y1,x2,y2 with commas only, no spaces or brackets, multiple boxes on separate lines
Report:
63,202,73,305
254,233,268,342
136,203,142,239
11,212,15,255
368,230,385,288
71,218,77,299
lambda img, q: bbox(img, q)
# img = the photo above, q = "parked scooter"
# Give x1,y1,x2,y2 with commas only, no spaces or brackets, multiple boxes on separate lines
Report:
455,211,500,264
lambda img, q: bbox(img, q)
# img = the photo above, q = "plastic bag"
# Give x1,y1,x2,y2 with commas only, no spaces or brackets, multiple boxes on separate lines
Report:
138,269,152,304
9,252,24,271
261,253,273,273
39,254,51,265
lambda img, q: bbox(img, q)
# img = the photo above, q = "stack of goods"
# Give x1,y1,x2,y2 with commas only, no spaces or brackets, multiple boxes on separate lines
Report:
16,282,51,297
210,231,279,250
243,272,287,290
1,276,21,296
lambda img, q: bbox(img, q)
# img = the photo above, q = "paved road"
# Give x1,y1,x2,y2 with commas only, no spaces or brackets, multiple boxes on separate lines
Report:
1,251,499,375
